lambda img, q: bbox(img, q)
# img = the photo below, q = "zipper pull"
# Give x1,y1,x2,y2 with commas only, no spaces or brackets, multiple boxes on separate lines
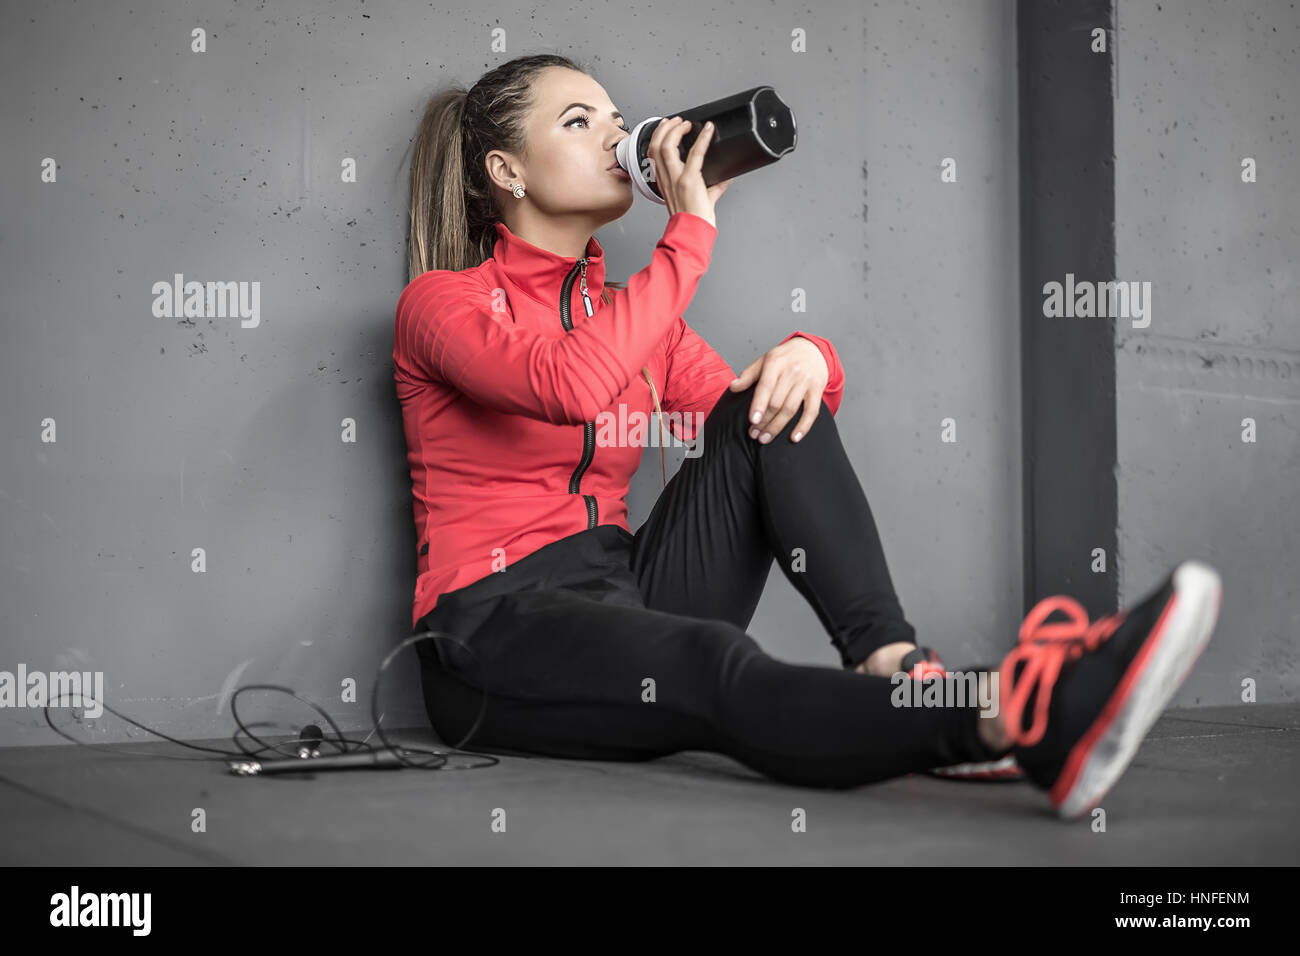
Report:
579,258,593,317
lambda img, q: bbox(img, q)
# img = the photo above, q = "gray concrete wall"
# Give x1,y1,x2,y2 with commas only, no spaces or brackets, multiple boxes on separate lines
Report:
0,0,1021,746
734,0,1023,676
1114,0,1299,705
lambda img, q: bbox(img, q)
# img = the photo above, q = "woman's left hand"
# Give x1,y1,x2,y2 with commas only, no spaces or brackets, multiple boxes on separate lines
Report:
727,337,829,444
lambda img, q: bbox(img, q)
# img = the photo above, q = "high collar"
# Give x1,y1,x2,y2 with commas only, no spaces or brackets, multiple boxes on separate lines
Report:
492,220,606,311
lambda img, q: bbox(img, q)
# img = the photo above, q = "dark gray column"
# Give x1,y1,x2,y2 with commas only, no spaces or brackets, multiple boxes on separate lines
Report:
1017,0,1117,617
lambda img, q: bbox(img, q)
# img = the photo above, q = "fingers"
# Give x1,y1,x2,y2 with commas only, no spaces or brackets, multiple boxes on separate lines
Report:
747,358,775,428
648,117,689,205
747,366,788,433
652,117,711,200
746,366,821,444
648,115,678,158
685,120,713,173
750,371,798,442
788,393,821,443
658,117,690,179
754,393,814,444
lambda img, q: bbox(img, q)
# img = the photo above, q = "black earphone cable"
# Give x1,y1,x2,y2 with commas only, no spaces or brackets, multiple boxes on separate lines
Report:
40,631,499,772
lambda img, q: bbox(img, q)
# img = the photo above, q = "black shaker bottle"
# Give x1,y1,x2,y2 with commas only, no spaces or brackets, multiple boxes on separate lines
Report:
613,86,798,205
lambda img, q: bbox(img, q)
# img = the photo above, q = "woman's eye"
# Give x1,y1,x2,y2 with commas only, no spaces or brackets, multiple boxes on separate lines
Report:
565,114,632,133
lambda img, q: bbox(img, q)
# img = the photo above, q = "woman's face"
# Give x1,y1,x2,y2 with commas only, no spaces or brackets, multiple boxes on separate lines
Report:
485,67,635,224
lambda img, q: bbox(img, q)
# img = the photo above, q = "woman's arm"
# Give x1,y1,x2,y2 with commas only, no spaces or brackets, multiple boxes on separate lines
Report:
394,212,718,425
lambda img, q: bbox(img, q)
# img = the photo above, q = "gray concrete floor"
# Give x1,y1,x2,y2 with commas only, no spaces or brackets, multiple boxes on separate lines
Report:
1,702,1296,865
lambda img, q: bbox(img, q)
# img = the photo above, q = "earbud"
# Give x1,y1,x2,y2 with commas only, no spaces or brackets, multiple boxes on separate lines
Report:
297,723,325,758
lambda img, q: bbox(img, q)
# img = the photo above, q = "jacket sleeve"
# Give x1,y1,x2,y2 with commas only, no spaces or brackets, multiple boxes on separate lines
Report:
658,317,736,442
394,212,718,425
776,330,845,416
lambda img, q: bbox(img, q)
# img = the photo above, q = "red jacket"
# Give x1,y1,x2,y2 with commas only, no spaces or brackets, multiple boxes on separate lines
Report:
393,211,845,629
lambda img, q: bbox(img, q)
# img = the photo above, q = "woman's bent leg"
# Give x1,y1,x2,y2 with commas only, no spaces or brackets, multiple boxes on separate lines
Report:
631,382,916,671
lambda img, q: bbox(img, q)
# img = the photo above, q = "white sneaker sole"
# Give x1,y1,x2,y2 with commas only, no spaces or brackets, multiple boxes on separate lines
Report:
929,754,1023,780
1053,560,1223,819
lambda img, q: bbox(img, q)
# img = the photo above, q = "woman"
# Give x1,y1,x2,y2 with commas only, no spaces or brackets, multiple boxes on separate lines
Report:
392,54,1222,818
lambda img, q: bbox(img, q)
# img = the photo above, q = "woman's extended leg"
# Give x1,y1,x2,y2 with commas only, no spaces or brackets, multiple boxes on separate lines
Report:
630,381,916,672
417,582,1007,789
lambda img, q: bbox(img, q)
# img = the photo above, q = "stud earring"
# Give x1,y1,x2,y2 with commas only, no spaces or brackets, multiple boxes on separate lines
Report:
510,183,526,199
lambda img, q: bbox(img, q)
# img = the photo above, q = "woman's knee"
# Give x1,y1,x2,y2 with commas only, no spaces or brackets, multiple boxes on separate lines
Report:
706,380,834,448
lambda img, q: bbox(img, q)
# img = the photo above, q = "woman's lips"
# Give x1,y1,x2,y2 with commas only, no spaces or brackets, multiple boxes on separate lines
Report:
608,165,631,179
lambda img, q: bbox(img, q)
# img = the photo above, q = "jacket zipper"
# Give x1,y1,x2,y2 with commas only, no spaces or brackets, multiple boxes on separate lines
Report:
560,257,598,529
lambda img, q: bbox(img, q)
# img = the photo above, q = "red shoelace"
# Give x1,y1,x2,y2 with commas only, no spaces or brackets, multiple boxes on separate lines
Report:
999,596,1129,748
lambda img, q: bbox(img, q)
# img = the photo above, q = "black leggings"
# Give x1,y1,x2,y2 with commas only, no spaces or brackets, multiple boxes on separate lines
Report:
414,383,1005,788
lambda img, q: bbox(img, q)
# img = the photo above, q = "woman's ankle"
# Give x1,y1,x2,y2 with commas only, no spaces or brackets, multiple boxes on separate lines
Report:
855,641,917,678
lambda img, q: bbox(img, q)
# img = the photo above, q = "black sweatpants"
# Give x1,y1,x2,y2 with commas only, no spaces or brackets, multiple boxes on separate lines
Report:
413,382,1006,788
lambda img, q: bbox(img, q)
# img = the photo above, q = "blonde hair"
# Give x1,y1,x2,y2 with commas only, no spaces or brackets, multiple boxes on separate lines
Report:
406,53,668,488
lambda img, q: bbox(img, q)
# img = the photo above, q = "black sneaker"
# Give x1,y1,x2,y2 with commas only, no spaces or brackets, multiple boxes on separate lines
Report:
999,560,1223,819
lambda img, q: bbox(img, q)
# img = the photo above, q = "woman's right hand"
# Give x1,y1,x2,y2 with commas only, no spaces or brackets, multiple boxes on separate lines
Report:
649,116,734,229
